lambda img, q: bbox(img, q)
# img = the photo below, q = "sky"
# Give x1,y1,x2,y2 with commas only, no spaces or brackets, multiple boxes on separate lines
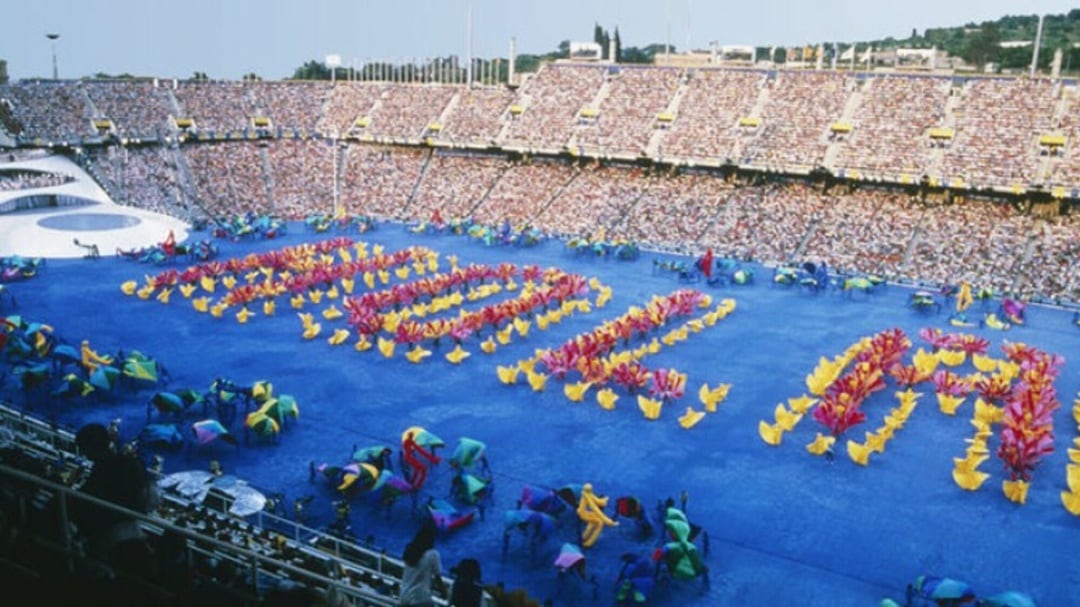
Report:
1,0,1076,81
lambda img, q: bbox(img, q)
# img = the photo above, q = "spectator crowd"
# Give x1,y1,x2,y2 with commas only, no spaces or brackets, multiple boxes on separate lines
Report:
1,66,1078,303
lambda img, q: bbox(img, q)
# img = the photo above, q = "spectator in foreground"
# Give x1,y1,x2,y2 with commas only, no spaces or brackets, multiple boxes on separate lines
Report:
399,522,446,607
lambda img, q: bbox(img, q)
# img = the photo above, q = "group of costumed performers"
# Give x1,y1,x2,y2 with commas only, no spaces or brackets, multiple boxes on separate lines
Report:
802,261,832,292
305,211,376,234
880,574,1037,607
701,250,753,286
425,436,494,533
311,441,414,518
408,209,448,235
502,484,571,558
0,255,45,282
945,281,1027,330
413,208,545,247
565,227,639,260
1,318,178,439
772,259,831,292
115,229,219,264
448,437,493,514
910,289,941,313
401,427,442,490
666,249,752,286
613,494,710,604
501,482,684,596
498,482,707,604
471,219,546,248
209,212,286,240
310,428,492,533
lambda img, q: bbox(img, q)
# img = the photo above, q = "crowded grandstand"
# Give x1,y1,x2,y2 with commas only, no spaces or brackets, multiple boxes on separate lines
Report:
0,63,1077,302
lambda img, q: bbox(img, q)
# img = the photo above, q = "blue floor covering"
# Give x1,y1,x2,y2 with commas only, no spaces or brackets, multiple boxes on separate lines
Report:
3,222,1078,606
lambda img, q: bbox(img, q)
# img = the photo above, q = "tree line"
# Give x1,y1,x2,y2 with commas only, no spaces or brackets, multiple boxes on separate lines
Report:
79,11,1080,82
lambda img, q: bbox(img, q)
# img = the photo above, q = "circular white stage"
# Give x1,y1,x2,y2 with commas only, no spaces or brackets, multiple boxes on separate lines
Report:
0,153,189,259
0,204,190,259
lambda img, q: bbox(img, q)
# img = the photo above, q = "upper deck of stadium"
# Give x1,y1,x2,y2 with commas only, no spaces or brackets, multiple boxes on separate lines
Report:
2,63,1078,197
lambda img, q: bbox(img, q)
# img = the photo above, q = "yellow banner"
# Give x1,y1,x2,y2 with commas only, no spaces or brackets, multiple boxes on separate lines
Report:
1039,133,1066,147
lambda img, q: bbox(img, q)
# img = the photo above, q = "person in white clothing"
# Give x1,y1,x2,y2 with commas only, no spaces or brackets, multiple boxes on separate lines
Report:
399,522,447,607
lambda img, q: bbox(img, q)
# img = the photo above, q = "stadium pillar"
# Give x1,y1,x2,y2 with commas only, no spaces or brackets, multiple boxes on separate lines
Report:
332,138,341,217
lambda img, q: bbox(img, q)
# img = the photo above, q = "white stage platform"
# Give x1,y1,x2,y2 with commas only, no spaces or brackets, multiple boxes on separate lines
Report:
0,154,188,259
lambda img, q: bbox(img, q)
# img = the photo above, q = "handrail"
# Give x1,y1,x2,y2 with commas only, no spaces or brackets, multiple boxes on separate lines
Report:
0,461,410,606
0,401,463,605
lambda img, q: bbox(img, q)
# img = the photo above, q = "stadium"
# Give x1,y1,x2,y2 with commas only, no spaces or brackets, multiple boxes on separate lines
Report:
1,7,1079,607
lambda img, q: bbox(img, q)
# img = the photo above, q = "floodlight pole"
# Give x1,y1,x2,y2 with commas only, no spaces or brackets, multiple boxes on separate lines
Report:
46,33,60,80
665,0,671,57
1031,14,1045,78
465,2,473,87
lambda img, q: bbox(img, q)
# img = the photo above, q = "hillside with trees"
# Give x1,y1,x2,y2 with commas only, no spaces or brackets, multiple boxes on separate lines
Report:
286,10,1080,82
862,10,1080,72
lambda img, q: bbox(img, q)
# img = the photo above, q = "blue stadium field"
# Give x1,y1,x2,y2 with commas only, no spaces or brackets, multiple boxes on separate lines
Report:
4,223,1078,606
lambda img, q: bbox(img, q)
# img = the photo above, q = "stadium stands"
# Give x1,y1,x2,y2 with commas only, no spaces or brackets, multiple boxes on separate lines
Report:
437,85,514,146
365,84,457,141
407,152,508,220
173,81,253,135
183,141,269,216
248,80,331,134
502,64,607,151
572,65,682,158
831,74,950,180
658,68,765,163
741,71,853,170
83,80,175,140
339,145,426,219
535,162,650,237
1,80,94,142
1,66,1078,302
613,171,737,250
264,138,334,218
938,78,1056,189
471,157,577,225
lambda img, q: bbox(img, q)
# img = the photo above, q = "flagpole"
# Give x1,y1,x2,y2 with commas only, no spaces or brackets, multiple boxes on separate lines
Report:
665,0,671,57
466,2,474,86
